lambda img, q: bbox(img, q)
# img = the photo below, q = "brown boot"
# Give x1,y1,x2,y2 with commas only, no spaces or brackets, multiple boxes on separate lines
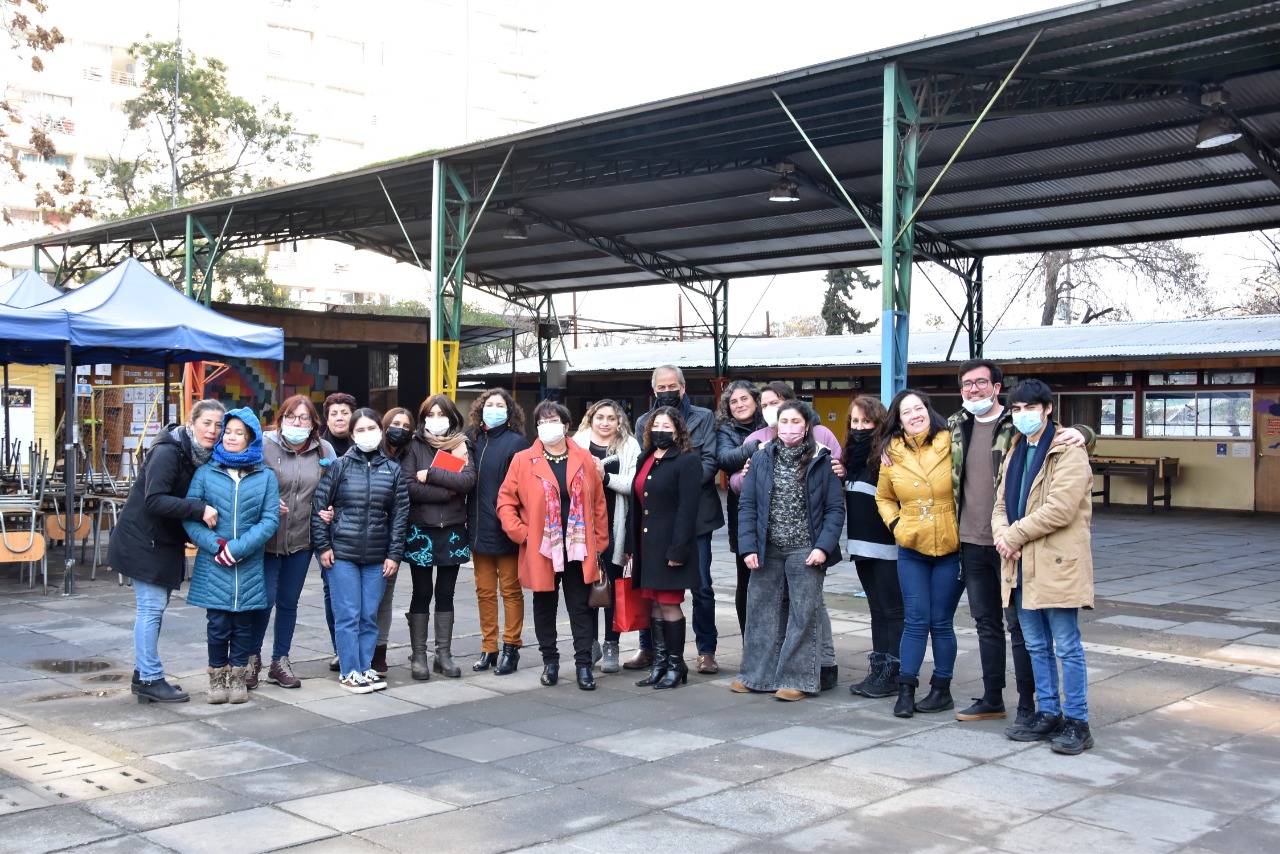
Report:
228,666,248,704
243,653,261,690
622,648,654,670
206,667,228,705
371,645,389,677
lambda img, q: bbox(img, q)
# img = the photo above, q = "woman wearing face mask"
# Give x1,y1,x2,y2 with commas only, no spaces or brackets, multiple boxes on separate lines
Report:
572,399,640,673
876,389,963,719
625,407,702,689
252,395,336,690
311,408,410,694
465,388,530,674
184,408,281,704
366,407,416,678
112,399,226,704
497,401,610,690
735,401,844,701
729,380,844,689
401,394,476,680
715,380,766,636
842,396,903,699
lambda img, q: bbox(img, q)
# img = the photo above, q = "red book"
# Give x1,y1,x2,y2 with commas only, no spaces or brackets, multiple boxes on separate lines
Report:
431,450,465,473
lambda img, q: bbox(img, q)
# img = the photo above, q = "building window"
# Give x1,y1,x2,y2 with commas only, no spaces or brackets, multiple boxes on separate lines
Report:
1206,370,1256,385
1058,392,1136,438
1147,371,1197,386
1143,391,1251,438
20,151,70,170
267,25,313,62
324,36,364,67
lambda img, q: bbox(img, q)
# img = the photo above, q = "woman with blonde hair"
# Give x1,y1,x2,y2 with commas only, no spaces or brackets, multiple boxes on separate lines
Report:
572,399,640,672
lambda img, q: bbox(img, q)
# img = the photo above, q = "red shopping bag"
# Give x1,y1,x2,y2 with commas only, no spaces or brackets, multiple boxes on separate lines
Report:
612,573,650,633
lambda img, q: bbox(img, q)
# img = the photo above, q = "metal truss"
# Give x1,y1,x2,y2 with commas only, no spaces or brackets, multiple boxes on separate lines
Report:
881,63,918,403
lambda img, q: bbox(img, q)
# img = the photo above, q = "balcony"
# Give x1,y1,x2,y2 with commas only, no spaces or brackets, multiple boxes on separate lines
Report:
82,67,137,87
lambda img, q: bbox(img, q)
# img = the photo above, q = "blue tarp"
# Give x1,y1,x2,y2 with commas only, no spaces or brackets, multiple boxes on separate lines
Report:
0,302,72,365
0,270,62,308
34,258,284,366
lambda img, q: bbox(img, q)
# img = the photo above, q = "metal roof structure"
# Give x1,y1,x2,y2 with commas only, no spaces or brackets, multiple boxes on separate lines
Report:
7,0,1280,305
461,314,1280,378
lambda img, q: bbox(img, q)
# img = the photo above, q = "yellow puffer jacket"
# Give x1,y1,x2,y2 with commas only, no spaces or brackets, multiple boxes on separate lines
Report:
876,430,959,557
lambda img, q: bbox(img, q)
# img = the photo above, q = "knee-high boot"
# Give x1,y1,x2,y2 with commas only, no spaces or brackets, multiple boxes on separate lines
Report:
654,618,688,689
406,612,431,681
433,611,461,677
635,618,667,687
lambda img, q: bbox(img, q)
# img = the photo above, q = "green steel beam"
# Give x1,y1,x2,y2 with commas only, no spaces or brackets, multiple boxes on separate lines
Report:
711,279,729,378
967,257,984,359
881,63,918,403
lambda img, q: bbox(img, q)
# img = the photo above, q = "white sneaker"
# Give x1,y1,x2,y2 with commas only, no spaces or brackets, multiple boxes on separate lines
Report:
363,669,387,691
340,671,374,694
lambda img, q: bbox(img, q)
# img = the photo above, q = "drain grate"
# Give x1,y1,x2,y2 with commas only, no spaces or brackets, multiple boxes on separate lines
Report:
26,766,161,802
0,724,167,811
0,728,125,781
0,785,51,816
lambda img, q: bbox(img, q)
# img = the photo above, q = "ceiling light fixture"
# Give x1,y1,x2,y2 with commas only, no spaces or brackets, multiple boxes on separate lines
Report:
1195,88,1243,149
768,162,800,202
502,205,528,240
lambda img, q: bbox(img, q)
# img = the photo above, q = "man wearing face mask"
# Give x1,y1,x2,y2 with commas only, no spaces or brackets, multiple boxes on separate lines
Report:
630,365,723,674
948,360,1092,726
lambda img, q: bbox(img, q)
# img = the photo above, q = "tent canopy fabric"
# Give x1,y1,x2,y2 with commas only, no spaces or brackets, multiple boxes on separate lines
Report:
36,258,284,366
0,302,72,366
0,270,62,308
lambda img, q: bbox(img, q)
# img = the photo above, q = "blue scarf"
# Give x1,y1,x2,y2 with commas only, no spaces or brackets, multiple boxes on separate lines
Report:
1004,420,1055,524
212,407,265,468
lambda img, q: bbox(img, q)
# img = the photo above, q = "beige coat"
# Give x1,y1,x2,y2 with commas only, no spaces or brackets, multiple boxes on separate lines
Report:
876,430,959,557
992,439,1094,609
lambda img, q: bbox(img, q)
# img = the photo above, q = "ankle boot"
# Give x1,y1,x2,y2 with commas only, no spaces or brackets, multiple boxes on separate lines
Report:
495,643,520,675
244,653,261,690
371,645,388,676
894,675,918,718
205,667,229,705
654,619,688,689
228,666,249,704
915,675,954,713
635,618,668,687
820,664,838,691
433,611,461,677
473,651,497,671
406,612,431,681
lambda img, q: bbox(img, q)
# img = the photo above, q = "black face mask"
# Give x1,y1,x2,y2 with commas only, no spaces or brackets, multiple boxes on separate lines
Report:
385,426,413,448
651,430,675,450
846,428,875,463
654,390,682,408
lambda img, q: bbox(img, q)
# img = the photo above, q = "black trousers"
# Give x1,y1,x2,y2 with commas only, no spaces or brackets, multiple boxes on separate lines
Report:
854,556,904,655
734,551,751,635
595,559,624,644
408,563,460,613
961,543,1035,703
533,561,595,666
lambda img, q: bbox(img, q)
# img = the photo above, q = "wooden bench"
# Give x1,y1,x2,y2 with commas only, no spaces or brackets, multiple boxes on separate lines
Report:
1090,456,1179,512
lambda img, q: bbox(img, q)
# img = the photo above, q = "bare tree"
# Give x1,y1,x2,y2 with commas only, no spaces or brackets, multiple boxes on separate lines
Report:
1233,230,1280,315
1030,243,1210,325
770,314,827,337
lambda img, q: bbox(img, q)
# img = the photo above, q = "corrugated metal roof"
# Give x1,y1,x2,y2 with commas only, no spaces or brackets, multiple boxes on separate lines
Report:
463,314,1280,378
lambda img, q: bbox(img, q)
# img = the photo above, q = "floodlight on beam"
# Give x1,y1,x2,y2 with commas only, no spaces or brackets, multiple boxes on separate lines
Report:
768,162,800,202
1195,88,1243,149
503,206,529,239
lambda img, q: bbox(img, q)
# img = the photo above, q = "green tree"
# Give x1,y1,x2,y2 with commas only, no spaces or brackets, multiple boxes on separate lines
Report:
99,39,310,214
820,268,879,335
213,253,295,307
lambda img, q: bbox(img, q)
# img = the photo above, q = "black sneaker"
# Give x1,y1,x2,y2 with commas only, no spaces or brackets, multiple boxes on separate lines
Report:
1050,718,1094,755
1005,710,1064,742
1014,705,1035,727
956,698,1006,721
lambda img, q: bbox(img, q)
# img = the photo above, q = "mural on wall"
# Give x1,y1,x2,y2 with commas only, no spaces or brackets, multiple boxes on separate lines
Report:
205,356,341,415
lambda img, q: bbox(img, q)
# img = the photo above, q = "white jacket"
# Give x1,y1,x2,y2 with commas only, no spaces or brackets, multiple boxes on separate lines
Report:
572,431,640,565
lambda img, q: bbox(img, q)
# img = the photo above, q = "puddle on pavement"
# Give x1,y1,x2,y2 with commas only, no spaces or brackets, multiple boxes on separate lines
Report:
32,658,114,674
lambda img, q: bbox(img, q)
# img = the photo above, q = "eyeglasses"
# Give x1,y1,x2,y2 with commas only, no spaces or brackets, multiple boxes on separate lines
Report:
283,414,312,425
961,378,992,390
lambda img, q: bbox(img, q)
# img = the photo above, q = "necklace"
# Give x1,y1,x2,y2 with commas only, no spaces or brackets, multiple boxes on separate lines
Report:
544,447,569,463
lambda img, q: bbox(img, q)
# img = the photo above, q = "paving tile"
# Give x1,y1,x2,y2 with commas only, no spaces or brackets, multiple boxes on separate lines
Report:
395,764,553,806
425,726,564,762
1112,766,1275,815
1189,816,1280,854
258,724,404,761
668,787,845,835
278,783,454,832
206,702,339,739
779,813,972,853
447,693,563,727
101,720,243,756
831,744,975,781
991,814,1180,854
542,812,753,854
1236,675,1280,695
583,763,734,808
1236,632,1280,648
754,764,910,809
579,726,721,761
652,742,810,784
270,837,390,853
859,786,1041,841
381,679,504,708
210,759,372,803
1095,615,1184,630
83,780,257,831
0,803,123,854
1164,621,1262,640
504,708,635,743
320,743,474,783
1057,793,1227,843
355,709,488,743
934,763,1091,812
143,806,335,853
295,693,425,723
57,835,174,854
0,784,53,815
1170,749,1280,793
494,743,643,783
1216,731,1280,764
738,725,876,760
149,742,302,780
891,723,1031,760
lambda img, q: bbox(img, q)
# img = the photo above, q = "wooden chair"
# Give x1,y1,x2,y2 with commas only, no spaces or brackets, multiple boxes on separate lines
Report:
0,519,48,591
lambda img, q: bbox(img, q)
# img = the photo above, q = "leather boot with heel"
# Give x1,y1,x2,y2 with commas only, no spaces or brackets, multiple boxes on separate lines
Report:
433,611,461,677
495,643,520,675
654,618,688,689
406,612,431,681
635,618,668,687
915,675,954,713
894,675,919,718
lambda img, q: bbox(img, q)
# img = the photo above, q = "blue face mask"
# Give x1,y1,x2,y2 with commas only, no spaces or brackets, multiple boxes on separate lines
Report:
1012,410,1044,437
482,408,508,429
280,425,310,445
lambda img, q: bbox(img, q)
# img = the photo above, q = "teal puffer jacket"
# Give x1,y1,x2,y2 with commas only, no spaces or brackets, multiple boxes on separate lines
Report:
183,462,280,612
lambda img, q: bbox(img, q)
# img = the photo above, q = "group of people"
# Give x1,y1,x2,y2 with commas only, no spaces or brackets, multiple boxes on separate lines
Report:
111,360,1098,754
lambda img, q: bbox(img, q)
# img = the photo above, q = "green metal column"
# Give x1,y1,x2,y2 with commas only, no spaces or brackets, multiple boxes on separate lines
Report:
966,256,984,358
430,162,470,398
881,63,918,403
184,214,195,298
535,296,554,401
712,279,729,378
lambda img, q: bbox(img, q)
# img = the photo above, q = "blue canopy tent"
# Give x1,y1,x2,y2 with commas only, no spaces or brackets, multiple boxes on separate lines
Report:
13,257,284,593
1,271,65,468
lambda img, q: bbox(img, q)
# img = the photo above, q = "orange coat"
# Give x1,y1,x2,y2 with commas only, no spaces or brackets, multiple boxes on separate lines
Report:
496,440,610,592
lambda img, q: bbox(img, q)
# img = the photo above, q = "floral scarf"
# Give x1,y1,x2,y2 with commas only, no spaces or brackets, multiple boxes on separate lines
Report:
539,463,587,573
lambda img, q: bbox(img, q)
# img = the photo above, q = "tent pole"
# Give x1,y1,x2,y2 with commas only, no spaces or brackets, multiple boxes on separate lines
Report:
63,342,76,595
3,363,9,471
163,354,172,428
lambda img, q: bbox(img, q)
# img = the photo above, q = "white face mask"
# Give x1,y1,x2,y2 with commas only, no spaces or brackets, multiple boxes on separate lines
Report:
354,430,382,453
962,395,995,416
762,405,779,427
423,417,450,436
537,422,565,446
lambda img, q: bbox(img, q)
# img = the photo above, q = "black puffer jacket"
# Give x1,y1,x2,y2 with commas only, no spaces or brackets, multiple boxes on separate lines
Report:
108,427,209,590
311,446,409,564
716,416,765,552
466,424,529,555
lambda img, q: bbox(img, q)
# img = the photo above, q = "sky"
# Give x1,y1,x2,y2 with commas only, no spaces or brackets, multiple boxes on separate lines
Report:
462,0,1266,341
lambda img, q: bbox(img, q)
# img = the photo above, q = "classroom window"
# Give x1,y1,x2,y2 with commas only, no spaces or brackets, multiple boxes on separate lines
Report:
1143,391,1251,438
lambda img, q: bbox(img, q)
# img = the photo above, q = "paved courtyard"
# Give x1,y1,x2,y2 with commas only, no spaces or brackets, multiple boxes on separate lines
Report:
0,508,1277,853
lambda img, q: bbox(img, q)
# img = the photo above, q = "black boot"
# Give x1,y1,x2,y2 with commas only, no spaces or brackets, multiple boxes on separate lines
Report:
495,643,520,675
576,664,596,691
540,661,559,686
406,612,431,681
654,619,688,689
635,618,668,687
915,675,954,713
893,675,918,718
820,665,838,691
472,650,497,671
134,676,189,704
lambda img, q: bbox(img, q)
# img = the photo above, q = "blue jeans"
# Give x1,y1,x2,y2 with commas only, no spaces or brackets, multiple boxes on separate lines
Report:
896,547,964,681
133,579,172,681
207,609,254,668
250,550,312,660
1014,589,1089,721
329,559,386,676
642,532,717,655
